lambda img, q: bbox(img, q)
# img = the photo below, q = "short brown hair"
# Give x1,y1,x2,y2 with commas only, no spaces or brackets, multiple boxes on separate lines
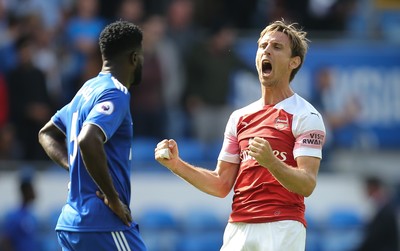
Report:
258,20,309,82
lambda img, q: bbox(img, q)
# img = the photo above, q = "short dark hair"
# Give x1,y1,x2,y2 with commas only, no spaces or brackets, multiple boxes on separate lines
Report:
99,20,143,59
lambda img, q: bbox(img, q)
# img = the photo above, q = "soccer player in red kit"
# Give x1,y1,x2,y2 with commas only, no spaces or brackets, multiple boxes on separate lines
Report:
155,20,325,251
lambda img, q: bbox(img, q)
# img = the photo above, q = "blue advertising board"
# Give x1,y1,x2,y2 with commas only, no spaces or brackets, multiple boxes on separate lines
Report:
235,39,400,149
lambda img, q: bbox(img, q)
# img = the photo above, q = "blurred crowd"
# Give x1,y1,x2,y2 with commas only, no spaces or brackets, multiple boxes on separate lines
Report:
0,0,398,161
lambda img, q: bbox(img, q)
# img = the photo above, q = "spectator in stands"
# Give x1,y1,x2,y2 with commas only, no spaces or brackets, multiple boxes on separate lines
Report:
5,0,67,34
6,34,53,160
98,0,122,22
0,70,17,162
305,0,357,36
165,0,200,60
31,18,63,108
220,0,259,29
0,124,17,160
130,15,185,139
0,13,20,74
69,49,103,95
354,176,399,251
0,175,40,251
310,66,360,168
183,21,252,144
116,0,145,25
0,74,9,128
0,73,19,160
61,0,106,101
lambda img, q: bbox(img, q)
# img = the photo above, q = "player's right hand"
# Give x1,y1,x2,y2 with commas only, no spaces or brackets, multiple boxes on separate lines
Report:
96,191,132,227
155,139,179,169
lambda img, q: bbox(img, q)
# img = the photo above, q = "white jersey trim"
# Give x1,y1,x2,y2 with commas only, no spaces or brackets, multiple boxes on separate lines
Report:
111,76,128,94
112,231,131,251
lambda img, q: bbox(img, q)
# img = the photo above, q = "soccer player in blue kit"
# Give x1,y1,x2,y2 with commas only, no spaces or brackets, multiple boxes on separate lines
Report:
38,21,147,250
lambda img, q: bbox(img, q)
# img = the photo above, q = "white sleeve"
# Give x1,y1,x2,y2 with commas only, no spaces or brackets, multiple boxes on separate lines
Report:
292,111,326,159
217,112,241,164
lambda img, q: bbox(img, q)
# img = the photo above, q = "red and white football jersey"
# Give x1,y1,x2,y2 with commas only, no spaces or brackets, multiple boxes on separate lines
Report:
218,94,326,227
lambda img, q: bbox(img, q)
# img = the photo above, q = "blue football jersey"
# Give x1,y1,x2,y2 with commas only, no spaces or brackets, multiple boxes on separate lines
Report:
52,72,134,232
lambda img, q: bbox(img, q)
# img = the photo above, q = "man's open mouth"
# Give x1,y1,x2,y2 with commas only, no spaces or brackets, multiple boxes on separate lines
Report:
262,61,272,75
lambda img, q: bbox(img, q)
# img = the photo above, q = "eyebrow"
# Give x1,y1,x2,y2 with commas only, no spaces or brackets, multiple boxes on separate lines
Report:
259,39,285,47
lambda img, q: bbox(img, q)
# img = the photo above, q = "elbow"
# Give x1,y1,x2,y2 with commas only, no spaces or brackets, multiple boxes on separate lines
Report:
212,191,230,198
203,180,232,198
38,129,44,146
214,190,230,198
302,189,313,198
38,128,49,147
213,182,232,198
302,181,317,198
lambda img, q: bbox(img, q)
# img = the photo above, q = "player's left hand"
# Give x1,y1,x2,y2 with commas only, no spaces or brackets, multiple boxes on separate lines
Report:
248,137,278,168
96,191,132,226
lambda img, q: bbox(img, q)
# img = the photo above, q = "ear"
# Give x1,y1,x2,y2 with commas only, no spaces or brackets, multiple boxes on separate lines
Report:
130,51,137,66
289,56,301,70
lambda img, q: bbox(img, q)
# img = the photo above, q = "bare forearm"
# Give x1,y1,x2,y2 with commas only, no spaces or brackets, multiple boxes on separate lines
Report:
43,139,69,171
170,159,230,198
38,130,69,171
248,137,318,197
155,139,237,198
266,159,316,197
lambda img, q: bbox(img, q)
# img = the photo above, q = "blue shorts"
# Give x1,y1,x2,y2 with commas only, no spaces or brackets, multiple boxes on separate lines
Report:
57,225,147,251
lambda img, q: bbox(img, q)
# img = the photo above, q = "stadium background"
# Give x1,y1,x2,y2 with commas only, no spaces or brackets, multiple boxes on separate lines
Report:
0,0,399,250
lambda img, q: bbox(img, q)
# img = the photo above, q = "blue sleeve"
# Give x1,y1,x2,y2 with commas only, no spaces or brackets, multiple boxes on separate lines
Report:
84,89,129,142
52,106,68,134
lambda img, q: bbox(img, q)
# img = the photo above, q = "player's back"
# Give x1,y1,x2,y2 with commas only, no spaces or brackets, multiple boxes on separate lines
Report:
52,72,133,232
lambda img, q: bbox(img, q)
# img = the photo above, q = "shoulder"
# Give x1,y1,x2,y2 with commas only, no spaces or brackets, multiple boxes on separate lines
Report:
231,99,263,118
222,100,262,136
279,94,325,132
294,94,324,124
71,75,130,117
84,74,130,99
226,99,261,125
109,75,129,95
277,94,321,117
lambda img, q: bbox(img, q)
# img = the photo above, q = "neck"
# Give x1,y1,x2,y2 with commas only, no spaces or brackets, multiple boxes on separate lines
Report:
261,86,294,105
101,61,130,88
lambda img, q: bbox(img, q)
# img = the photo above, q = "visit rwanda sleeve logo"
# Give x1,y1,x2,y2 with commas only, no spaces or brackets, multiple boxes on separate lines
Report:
95,101,114,115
